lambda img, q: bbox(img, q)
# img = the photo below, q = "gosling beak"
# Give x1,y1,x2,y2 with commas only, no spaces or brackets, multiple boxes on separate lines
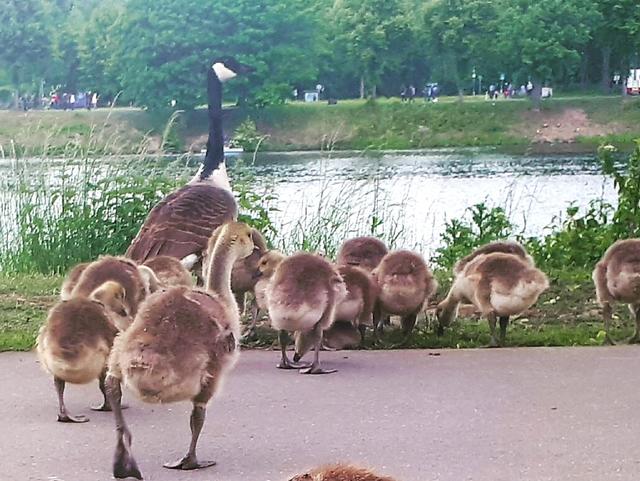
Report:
252,270,263,280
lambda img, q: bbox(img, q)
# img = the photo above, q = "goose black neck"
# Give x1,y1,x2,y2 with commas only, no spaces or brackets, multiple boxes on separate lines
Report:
201,69,223,180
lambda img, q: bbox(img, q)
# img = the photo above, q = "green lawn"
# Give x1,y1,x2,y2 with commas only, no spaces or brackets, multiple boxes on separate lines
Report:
2,95,640,156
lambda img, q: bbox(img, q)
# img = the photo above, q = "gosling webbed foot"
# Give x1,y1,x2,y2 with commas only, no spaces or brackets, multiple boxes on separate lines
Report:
240,328,258,344
91,402,111,412
299,365,337,375
277,360,311,370
163,455,216,471
57,413,88,423
91,402,128,412
114,457,142,480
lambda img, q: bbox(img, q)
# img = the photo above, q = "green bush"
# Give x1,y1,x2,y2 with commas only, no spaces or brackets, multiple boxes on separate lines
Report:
433,203,513,270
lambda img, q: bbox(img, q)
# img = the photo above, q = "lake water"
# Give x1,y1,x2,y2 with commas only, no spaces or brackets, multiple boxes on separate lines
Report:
238,149,615,254
0,148,616,256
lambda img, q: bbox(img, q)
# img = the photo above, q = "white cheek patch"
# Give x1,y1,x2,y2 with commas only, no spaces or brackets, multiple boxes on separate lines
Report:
212,62,237,82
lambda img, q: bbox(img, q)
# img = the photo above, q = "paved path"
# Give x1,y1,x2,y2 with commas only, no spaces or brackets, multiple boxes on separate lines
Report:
2,347,640,481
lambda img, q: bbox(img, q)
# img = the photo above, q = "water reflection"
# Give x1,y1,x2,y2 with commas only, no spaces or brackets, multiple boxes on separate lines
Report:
0,149,617,254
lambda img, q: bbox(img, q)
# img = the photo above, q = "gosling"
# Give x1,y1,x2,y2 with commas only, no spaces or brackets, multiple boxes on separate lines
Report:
336,236,388,272
37,281,131,423
371,250,437,343
246,250,286,337
453,240,533,275
143,255,194,288
71,255,157,316
289,464,398,481
593,238,640,344
60,262,89,300
104,222,254,479
438,252,549,347
267,252,347,374
324,264,377,347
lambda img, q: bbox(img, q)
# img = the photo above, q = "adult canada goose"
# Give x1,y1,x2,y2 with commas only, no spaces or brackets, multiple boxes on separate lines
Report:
267,252,347,374
105,222,254,479
593,239,640,344
437,252,549,347
289,464,398,481
37,281,132,423
126,57,254,264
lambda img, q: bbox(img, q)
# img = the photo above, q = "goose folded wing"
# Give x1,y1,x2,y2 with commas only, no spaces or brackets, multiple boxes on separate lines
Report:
127,184,238,262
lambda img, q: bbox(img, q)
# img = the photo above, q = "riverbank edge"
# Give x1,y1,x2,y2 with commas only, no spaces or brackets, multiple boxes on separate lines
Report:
1,271,632,353
2,96,639,157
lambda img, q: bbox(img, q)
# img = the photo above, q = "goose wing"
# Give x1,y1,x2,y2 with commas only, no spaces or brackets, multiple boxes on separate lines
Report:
126,183,237,263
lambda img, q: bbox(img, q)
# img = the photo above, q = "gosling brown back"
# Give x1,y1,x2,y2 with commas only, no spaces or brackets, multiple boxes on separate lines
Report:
336,236,388,272
71,256,147,316
453,240,532,275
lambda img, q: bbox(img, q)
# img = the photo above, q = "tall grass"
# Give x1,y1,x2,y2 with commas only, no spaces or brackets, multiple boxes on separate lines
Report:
0,157,187,273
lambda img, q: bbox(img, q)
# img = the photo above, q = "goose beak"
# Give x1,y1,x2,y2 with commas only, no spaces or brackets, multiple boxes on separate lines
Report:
235,61,255,75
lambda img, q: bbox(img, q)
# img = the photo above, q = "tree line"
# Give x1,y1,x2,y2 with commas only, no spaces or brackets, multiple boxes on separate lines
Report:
0,0,639,110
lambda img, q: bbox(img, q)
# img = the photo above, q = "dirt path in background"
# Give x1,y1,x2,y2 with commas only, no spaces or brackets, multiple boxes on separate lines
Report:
516,108,623,143
3,347,640,481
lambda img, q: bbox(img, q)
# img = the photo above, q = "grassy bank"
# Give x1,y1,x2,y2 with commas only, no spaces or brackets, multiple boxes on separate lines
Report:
2,269,634,353
2,95,640,156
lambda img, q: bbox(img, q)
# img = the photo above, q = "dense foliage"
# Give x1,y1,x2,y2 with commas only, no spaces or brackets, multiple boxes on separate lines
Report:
0,0,639,107
435,142,640,272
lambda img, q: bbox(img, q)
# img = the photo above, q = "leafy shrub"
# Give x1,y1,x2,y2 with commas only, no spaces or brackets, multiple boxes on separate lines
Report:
433,203,513,269
523,200,615,270
251,83,290,108
232,119,264,152
229,159,279,245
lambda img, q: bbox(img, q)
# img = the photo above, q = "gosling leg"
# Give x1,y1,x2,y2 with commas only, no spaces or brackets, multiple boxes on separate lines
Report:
400,312,418,345
164,403,216,470
628,303,640,344
300,332,337,375
373,303,384,341
358,324,367,346
55,377,88,423
91,371,111,411
602,302,616,345
277,330,310,369
487,312,500,348
499,315,509,346
107,375,142,480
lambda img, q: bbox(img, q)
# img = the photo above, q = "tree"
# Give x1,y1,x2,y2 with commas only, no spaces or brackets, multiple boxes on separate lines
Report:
0,0,53,106
422,0,501,96
108,0,322,109
331,0,413,98
77,1,124,101
592,0,640,93
497,0,600,108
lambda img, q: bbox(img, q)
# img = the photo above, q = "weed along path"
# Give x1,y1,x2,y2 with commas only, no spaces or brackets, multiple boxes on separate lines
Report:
2,347,640,481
